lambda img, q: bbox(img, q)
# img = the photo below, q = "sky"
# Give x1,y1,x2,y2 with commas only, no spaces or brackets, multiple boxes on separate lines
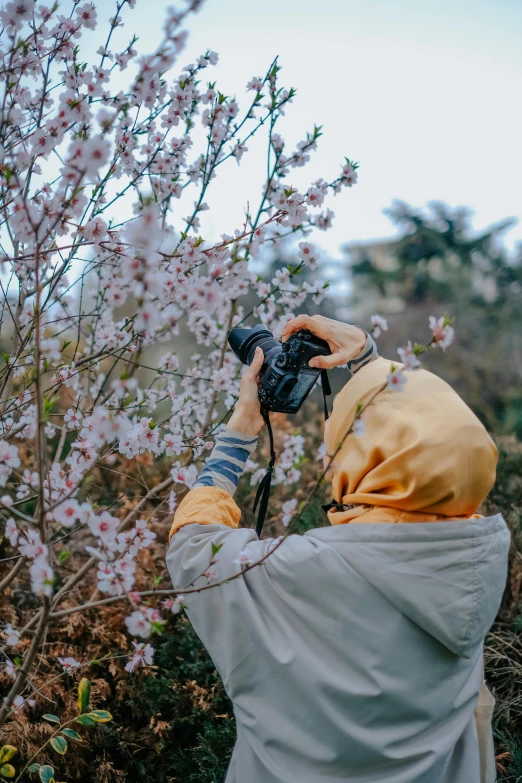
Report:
118,0,522,260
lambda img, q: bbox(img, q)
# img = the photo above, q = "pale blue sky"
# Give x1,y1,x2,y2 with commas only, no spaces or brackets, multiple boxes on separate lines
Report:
101,0,522,258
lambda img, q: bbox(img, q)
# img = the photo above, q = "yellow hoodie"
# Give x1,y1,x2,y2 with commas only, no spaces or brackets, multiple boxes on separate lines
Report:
325,356,497,525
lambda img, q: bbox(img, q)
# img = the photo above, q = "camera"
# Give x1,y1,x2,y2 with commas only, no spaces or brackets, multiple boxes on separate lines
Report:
228,324,331,413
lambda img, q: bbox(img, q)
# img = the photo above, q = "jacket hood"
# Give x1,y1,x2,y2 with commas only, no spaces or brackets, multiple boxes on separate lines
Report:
307,514,510,656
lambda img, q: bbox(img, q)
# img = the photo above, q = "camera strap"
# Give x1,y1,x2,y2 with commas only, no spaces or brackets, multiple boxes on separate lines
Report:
253,370,331,538
252,406,276,537
320,369,331,420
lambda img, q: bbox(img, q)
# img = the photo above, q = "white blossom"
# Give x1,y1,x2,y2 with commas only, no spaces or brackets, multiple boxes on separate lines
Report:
281,498,298,527
386,365,407,393
125,641,154,672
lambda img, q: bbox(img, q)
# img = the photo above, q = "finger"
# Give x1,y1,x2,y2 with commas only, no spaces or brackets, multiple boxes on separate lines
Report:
309,351,347,369
281,314,316,341
244,346,264,380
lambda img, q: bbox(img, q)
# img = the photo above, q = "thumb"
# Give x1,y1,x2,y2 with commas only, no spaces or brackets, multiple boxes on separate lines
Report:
246,346,264,379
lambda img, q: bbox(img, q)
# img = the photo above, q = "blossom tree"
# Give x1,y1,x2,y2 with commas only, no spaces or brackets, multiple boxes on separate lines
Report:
0,0,363,728
0,0,452,755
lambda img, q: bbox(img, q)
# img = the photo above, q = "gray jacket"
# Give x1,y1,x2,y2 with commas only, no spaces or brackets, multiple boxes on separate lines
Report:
166,513,509,783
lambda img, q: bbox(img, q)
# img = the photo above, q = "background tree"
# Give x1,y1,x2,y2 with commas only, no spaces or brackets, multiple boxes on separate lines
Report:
346,201,522,434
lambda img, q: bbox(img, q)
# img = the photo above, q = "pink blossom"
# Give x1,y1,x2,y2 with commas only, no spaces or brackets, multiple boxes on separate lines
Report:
203,566,218,583
386,365,407,393
58,656,81,673
316,442,328,462
29,555,54,597
53,498,83,528
162,595,185,614
281,498,298,527
3,624,20,648
124,607,163,639
429,316,455,351
88,510,119,543
353,417,366,438
75,3,97,30
4,659,16,679
233,549,254,568
370,314,388,338
247,77,263,91
170,463,198,489
5,517,19,547
397,341,421,370
125,641,154,673
82,137,111,176
18,529,47,560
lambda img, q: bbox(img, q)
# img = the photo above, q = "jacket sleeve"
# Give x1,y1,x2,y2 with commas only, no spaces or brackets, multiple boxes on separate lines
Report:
165,491,284,687
166,485,281,589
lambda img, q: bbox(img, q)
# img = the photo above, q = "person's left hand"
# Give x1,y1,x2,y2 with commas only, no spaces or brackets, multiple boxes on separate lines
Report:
228,347,266,437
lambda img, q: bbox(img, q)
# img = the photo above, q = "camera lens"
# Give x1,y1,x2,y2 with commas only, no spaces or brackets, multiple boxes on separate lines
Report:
228,325,280,365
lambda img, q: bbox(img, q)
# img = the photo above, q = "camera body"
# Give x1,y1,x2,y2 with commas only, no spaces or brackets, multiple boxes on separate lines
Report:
228,324,331,413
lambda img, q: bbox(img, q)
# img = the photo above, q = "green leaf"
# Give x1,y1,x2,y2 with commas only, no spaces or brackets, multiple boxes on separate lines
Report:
60,340,71,351
211,542,223,556
0,764,15,778
57,549,71,563
39,766,55,783
86,710,112,723
42,714,60,725
50,736,67,755
28,763,41,772
42,396,58,422
0,748,16,764
60,729,81,741
77,677,90,713
75,714,95,727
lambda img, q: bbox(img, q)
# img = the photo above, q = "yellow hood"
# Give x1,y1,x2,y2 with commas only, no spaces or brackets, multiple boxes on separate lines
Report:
326,357,497,525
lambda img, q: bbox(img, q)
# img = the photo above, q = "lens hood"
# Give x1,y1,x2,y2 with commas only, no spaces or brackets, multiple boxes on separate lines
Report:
228,324,274,364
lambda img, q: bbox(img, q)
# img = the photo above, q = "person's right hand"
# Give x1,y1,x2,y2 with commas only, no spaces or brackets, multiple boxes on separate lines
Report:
281,314,367,370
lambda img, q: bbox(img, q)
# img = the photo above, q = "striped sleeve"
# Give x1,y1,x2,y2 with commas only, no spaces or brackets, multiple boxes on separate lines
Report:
194,426,258,497
346,328,379,377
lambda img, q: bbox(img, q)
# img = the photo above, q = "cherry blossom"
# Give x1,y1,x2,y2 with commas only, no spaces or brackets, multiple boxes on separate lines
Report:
281,498,298,527
125,641,155,673
125,608,163,639
3,624,21,648
233,549,255,568
0,0,367,722
429,315,455,351
64,408,83,430
316,442,329,462
353,417,366,438
162,595,185,614
370,314,388,339
386,365,408,393
58,656,82,673
397,341,421,370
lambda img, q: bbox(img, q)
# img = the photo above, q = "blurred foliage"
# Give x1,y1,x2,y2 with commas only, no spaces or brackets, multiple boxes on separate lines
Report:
348,201,522,435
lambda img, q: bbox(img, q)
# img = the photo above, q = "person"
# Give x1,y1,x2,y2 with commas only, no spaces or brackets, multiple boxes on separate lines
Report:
166,314,510,783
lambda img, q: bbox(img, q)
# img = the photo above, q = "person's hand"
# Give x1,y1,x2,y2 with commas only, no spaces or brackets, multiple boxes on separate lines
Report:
227,347,266,437
281,314,367,370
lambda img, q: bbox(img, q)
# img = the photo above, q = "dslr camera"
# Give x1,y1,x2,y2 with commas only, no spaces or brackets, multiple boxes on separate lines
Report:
228,324,331,413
